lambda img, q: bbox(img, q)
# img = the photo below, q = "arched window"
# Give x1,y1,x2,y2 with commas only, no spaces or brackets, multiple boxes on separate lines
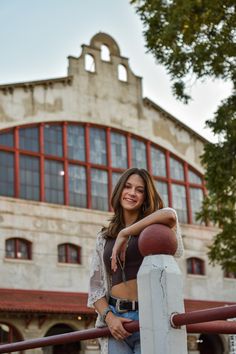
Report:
0,323,23,352
58,243,81,264
187,257,205,275
101,44,110,61
118,64,127,82
0,122,205,222
84,54,95,72
5,238,32,260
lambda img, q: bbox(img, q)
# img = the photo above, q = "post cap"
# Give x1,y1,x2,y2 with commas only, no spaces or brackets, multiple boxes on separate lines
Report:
138,224,177,257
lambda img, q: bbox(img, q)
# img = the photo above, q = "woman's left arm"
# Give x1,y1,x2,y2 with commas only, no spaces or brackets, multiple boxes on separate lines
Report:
125,208,176,236
111,208,176,271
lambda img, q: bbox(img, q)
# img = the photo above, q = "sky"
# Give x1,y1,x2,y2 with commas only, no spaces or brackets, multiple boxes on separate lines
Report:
0,0,233,142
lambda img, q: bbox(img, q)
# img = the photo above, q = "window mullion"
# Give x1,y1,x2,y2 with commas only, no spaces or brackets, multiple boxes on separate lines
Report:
146,141,151,173
166,151,172,207
15,239,18,259
14,128,19,198
63,123,69,205
85,124,91,209
106,128,112,211
40,124,45,201
127,134,132,168
65,244,69,263
184,163,191,224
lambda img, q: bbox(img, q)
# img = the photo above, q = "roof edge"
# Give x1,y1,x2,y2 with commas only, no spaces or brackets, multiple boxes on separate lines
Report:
0,76,73,90
143,97,209,144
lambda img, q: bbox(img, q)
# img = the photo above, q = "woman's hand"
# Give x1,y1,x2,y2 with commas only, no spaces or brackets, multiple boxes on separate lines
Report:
111,229,129,272
105,311,132,340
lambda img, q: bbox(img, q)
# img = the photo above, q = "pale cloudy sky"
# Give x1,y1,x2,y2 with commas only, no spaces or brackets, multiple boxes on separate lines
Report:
0,0,232,142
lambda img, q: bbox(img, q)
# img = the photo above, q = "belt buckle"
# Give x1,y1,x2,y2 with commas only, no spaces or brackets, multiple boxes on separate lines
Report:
115,299,127,313
131,300,136,311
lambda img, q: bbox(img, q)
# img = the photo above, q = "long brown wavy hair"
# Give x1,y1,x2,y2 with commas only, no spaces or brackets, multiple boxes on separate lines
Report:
103,168,164,238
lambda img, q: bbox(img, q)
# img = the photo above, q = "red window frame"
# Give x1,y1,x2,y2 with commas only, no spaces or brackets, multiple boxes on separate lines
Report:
187,257,205,275
5,238,32,260
58,243,81,264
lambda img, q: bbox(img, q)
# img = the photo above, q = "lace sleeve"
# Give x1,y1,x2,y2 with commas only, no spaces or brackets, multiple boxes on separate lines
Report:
162,207,184,258
87,232,108,308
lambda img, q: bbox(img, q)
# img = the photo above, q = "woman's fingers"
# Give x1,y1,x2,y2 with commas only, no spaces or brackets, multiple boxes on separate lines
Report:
108,316,132,339
119,317,132,336
111,234,128,271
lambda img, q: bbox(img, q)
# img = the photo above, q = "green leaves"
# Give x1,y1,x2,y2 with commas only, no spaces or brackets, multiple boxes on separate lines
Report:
131,0,236,271
199,93,236,271
131,0,236,101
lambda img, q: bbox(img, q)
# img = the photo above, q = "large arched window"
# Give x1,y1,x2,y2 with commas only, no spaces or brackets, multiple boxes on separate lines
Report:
0,122,205,223
5,238,32,260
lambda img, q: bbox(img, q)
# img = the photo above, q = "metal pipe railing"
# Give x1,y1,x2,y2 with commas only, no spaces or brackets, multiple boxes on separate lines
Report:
171,304,236,327
0,321,139,353
187,321,236,334
1,310,236,353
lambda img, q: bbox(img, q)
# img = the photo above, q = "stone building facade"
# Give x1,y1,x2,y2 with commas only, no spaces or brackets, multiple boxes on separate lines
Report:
0,33,235,354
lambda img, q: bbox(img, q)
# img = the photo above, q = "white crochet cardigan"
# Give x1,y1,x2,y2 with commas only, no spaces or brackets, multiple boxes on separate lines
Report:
87,207,184,354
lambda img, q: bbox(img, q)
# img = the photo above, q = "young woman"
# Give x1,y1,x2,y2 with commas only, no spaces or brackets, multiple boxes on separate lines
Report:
88,168,183,354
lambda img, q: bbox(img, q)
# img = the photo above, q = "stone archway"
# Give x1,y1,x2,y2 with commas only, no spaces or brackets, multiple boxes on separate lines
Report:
43,323,81,354
198,334,224,354
0,322,23,353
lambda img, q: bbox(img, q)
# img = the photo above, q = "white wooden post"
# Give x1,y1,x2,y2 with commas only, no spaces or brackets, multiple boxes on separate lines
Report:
137,254,187,354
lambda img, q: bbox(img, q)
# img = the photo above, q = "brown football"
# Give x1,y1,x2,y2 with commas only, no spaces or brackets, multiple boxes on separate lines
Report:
138,223,177,257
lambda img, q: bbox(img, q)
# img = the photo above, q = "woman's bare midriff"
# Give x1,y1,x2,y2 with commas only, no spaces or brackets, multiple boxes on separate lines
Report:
110,279,138,301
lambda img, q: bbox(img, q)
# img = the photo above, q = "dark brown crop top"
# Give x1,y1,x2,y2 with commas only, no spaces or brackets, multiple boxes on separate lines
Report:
103,235,143,286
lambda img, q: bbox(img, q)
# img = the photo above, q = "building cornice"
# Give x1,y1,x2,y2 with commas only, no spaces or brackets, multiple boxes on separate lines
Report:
0,76,73,94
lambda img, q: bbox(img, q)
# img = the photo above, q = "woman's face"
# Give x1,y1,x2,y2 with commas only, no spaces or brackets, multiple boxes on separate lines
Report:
120,174,145,212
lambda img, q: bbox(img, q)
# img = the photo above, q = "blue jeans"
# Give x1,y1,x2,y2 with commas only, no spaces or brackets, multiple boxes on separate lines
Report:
108,305,141,354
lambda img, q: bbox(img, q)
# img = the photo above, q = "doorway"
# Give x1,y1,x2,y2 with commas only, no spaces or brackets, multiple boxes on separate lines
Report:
44,323,81,354
198,334,224,354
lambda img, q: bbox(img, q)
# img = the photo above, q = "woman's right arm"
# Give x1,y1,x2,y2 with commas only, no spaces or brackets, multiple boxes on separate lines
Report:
88,233,131,339
94,297,132,340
